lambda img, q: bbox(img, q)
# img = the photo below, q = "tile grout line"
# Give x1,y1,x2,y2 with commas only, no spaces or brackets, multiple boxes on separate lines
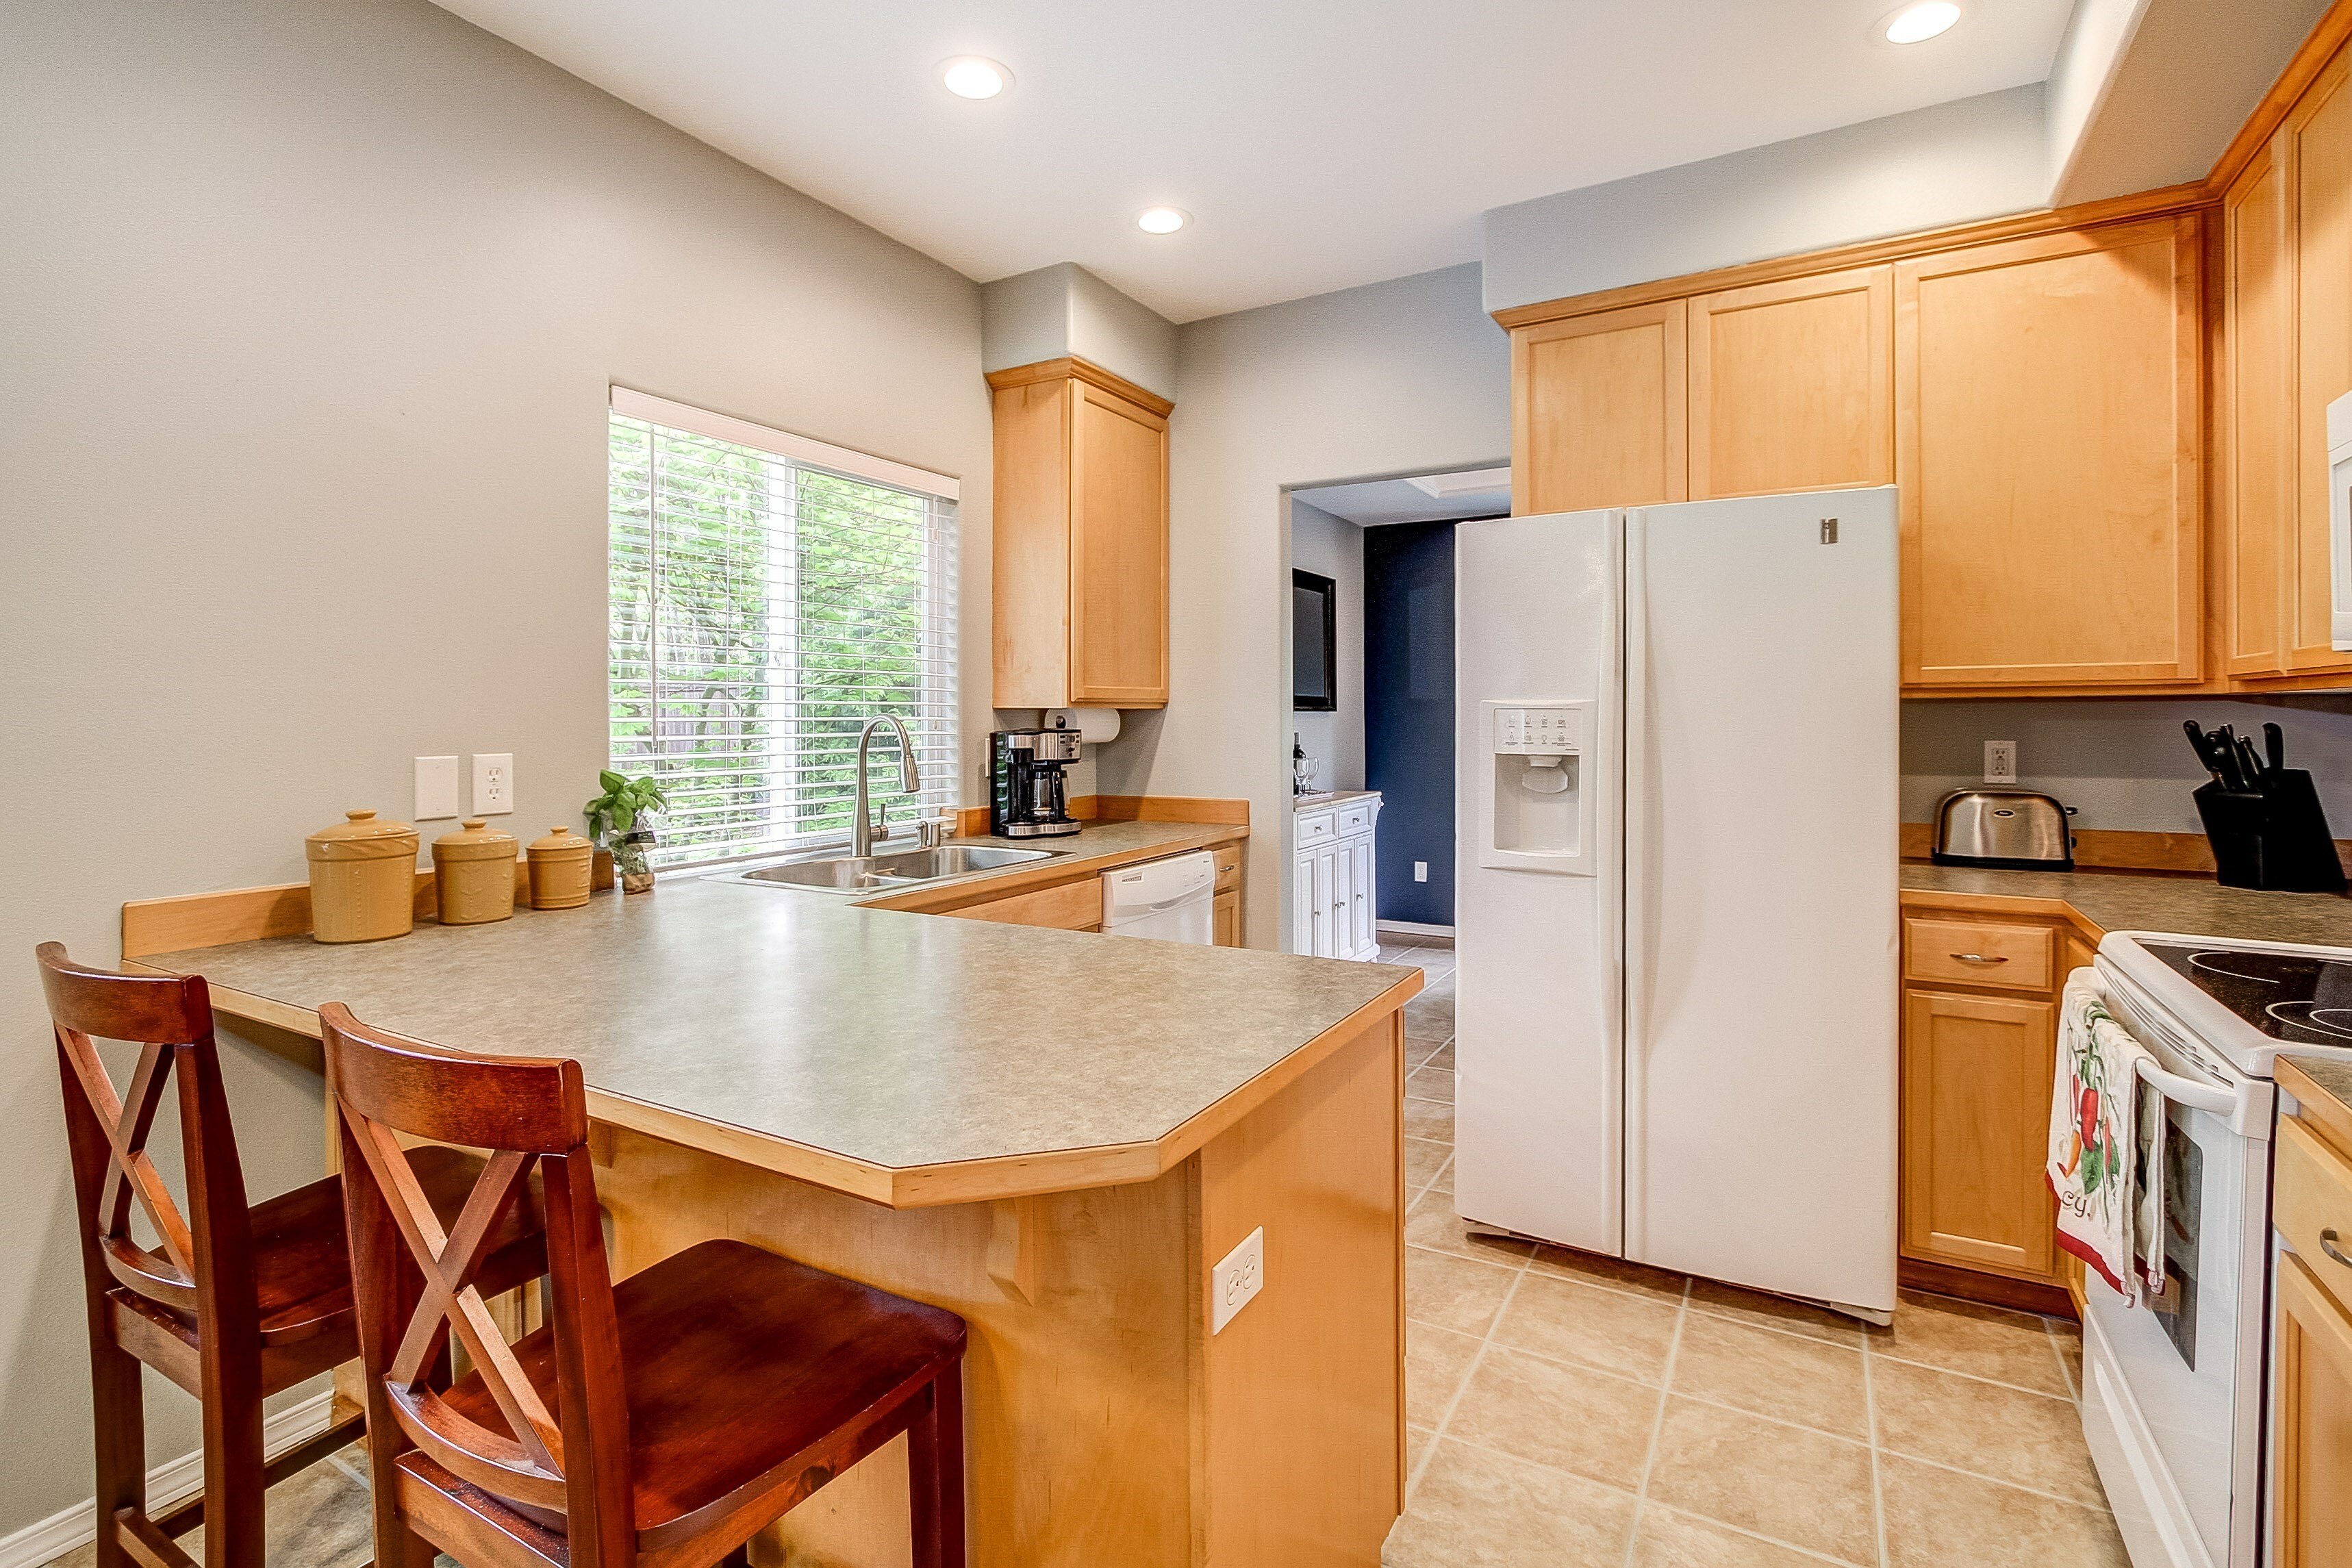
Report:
1877,1448,2118,1515
2044,1313,2082,1404
1861,1319,1889,1568
1617,1274,1691,1568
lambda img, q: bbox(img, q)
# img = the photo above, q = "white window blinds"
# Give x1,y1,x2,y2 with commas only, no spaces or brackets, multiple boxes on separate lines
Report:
607,389,959,866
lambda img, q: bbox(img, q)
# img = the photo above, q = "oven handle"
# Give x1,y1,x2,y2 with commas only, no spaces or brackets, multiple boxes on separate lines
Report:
2134,1056,2273,1137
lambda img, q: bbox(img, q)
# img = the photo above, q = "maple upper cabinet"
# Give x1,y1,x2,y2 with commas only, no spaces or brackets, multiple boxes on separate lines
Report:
1512,300,1687,515
1895,216,2203,689
989,357,1172,708
1689,264,1893,500
2228,46,2352,682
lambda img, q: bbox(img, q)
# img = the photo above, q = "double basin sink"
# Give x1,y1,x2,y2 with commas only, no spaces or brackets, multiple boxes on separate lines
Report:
727,843,1059,894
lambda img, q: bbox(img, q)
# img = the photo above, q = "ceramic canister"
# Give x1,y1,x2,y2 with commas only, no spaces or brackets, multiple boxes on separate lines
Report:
432,818,518,925
527,824,596,910
305,809,419,943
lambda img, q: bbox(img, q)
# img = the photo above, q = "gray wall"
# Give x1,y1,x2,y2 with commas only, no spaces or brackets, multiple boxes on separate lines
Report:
1901,698,2352,837
0,0,992,1533
1095,262,1509,946
1287,500,1365,796
1481,85,2049,314
978,262,1178,403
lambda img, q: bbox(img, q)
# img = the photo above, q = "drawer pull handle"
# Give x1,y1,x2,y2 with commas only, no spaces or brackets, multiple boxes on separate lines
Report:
1950,952,2009,965
2322,1228,2352,1269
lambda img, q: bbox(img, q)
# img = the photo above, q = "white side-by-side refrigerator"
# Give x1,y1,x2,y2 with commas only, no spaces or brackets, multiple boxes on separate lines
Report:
1453,489,1898,1319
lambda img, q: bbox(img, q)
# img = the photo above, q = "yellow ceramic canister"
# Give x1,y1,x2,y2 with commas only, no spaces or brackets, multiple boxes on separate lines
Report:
431,818,518,926
305,809,419,943
526,824,595,910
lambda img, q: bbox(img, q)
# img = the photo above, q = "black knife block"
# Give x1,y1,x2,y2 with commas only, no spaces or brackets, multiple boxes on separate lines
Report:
2193,772,2347,894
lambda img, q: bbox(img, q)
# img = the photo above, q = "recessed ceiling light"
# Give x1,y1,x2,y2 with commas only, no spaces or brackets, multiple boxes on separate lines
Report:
939,56,1011,99
1137,207,1191,235
1883,2,1961,43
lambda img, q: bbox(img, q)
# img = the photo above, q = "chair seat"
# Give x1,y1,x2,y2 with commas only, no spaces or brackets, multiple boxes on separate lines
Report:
433,1239,966,1537
151,1143,544,1348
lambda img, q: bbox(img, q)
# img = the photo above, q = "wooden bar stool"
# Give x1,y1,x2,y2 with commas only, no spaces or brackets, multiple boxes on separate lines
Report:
321,1001,970,1568
37,943,546,1568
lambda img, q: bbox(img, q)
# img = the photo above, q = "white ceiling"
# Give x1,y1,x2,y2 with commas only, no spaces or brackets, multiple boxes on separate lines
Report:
432,0,2076,323
1295,471,1513,528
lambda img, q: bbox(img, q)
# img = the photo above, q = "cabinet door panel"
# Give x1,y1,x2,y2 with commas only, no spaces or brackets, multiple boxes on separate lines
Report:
2275,1252,2352,1568
1292,852,1315,956
1351,837,1376,958
1213,888,1242,949
1067,383,1169,704
1313,848,1341,959
1901,989,2059,1280
1689,265,1892,500
2290,54,2352,673
2226,142,2294,676
1514,301,1687,515
1895,217,2201,687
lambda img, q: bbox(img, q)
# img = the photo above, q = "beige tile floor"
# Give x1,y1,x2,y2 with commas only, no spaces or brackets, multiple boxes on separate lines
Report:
1380,933,2131,1568
40,1444,373,1568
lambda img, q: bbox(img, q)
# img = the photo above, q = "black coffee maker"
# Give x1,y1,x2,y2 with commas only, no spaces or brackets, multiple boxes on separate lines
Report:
989,728,1084,838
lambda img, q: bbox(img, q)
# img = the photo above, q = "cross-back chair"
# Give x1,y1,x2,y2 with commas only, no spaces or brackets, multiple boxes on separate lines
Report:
37,941,546,1568
323,1001,969,1568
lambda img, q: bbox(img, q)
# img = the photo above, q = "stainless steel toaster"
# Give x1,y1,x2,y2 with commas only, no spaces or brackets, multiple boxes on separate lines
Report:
1930,788,2075,871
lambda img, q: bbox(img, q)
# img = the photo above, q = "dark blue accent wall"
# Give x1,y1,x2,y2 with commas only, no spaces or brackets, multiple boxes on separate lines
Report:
1364,519,1456,927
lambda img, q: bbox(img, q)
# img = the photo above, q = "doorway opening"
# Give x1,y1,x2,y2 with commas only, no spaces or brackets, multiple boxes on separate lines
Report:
1280,465,1508,957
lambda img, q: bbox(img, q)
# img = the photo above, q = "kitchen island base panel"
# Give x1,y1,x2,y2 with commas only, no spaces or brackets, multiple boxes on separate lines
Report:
583,1011,1403,1568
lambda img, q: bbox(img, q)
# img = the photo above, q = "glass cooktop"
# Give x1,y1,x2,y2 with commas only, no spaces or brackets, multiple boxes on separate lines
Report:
2145,941,2352,1044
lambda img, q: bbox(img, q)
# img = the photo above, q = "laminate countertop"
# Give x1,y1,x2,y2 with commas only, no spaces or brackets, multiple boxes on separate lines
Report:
134,824,1419,1207
1900,863,2352,947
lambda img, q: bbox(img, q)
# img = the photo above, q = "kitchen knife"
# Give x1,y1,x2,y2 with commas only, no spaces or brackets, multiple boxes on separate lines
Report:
2184,720,2227,783
2239,736,2267,791
2266,722,2286,777
2215,724,2248,789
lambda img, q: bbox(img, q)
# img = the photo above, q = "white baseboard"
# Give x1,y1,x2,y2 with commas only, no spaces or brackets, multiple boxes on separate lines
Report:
0,1391,338,1568
1378,920,1455,939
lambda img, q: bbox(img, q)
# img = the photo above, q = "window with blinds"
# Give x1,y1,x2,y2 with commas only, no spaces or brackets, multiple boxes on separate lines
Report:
607,390,959,867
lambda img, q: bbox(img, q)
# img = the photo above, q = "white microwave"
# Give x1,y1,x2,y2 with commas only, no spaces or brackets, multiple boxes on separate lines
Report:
2333,389,2352,648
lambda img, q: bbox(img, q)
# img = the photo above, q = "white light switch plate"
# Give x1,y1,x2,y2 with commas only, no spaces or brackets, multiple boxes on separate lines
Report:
414,756,459,821
472,753,514,815
1211,1226,1264,1335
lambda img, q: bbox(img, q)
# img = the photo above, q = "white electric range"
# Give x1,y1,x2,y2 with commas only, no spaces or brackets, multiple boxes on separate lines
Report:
2085,931,2352,1568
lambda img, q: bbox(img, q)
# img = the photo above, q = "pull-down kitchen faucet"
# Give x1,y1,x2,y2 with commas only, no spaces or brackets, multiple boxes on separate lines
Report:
851,714,920,859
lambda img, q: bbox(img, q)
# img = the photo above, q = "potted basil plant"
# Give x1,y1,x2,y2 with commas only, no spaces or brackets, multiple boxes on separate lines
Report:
585,772,668,894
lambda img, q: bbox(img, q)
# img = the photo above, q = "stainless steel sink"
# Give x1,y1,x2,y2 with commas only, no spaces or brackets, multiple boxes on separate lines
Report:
729,843,1060,894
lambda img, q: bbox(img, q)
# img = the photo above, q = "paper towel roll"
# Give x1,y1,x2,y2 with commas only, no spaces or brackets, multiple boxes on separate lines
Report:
1044,707,1122,744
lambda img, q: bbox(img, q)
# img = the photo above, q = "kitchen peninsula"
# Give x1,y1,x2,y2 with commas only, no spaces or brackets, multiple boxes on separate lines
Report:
123,868,1421,1567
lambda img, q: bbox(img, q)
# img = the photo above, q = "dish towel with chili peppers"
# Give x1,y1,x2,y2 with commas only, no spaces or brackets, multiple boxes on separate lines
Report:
2047,970,2168,1303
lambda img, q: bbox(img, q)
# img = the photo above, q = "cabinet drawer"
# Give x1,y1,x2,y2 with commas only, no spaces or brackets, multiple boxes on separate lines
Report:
1213,844,1241,892
946,876,1101,931
2278,1116,2352,1315
1904,918,2055,992
1339,803,1373,836
1297,811,1335,848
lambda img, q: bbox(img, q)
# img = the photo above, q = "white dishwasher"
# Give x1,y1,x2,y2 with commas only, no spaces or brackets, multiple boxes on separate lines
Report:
1100,852,1216,943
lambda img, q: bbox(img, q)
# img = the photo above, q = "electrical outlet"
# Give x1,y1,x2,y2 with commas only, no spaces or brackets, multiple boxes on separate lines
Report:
1984,741,2018,785
414,756,459,821
1211,1226,1264,1335
1413,861,1429,883
472,753,514,815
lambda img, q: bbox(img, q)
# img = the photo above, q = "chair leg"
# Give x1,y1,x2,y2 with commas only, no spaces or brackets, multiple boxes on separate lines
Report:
201,1380,266,1568
905,1367,965,1568
87,1335,146,1568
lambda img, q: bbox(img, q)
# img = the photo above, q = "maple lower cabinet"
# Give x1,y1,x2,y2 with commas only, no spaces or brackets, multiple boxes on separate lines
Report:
2271,1082,2352,1568
2225,45,2352,683
1689,265,1893,500
1895,216,2203,689
989,357,1171,708
1511,301,1687,515
1899,907,2067,1291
